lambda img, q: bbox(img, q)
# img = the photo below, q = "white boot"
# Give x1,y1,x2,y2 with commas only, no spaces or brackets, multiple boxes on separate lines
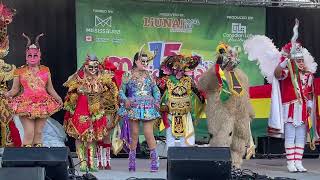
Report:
295,160,307,172
287,161,298,173
285,144,296,173
97,145,103,169
102,148,107,168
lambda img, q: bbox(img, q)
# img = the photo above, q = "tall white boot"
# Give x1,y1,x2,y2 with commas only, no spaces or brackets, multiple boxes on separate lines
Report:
295,144,307,172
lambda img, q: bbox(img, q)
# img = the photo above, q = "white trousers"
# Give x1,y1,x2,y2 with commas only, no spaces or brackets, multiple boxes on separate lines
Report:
284,123,306,147
284,123,306,161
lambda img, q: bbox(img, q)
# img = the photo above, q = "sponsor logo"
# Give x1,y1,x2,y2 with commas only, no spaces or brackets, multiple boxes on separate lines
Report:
95,15,112,27
85,35,93,42
231,23,246,34
143,13,200,33
223,15,255,42
86,9,121,36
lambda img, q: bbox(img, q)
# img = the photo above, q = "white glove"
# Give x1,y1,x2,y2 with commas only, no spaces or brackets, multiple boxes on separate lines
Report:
279,58,289,69
307,100,313,109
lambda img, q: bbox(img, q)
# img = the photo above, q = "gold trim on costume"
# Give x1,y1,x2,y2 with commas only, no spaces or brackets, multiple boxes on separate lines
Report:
167,77,192,115
171,115,186,137
228,71,244,96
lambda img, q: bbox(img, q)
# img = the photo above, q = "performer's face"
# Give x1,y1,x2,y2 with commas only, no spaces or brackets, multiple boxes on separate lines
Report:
85,61,99,75
26,48,41,66
136,56,149,70
296,59,306,71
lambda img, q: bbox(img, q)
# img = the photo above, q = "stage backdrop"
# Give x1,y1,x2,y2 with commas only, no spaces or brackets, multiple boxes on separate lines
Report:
76,0,265,85
76,0,266,141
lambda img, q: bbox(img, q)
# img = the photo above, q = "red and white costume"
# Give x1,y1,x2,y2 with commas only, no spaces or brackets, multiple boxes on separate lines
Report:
278,60,313,127
275,56,314,172
243,19,318,173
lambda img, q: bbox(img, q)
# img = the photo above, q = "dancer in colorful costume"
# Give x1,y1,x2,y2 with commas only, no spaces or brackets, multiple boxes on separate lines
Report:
117,47,161,172
0,3,19,147
95,58,121,170
5,33,62,147
244,19,318,172
0,60,19,147
198,43,254,168
157,54,205,147
64,55,114,172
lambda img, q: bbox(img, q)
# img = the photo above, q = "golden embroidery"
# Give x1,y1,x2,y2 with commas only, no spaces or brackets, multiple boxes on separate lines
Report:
24,67,46,91
172,115,186,137
228,71,244,96
167,77,192,115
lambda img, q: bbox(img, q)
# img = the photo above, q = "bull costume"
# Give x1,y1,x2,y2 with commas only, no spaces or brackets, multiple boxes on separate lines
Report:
198,43,254,168
244,19,318,172
117,46,161,172
157,55,205,147
6,33,62,147
64,55,114,172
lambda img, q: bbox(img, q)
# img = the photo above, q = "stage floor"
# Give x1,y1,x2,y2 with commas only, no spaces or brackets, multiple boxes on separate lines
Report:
71,158,320,180
0,154,319,180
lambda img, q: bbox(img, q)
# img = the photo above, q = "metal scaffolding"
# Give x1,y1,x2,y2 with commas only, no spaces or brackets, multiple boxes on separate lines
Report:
138,0,320,8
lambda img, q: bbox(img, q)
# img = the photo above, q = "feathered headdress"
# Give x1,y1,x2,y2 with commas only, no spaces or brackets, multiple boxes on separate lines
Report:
243,19,317,83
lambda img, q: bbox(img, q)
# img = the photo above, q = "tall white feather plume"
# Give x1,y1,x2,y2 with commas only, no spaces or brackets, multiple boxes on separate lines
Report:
243,35,281,84
303,48,317,73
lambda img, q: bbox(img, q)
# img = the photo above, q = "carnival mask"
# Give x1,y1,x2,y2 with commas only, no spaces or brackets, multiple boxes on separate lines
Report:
26,47,41,66
135,54,151,71
216,43,240,70
85,55,100,75
135,44,156,71
140,55,149,67
165,55,200,79
23,33,44,66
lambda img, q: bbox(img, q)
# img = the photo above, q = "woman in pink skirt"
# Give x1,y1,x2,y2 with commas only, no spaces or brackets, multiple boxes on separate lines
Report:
5,33,62,147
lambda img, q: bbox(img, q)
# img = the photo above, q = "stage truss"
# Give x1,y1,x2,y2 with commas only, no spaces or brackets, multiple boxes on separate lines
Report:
139,0,320,8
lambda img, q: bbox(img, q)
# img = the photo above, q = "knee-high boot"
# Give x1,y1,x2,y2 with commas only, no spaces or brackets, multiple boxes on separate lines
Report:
76,142,87,172
96,141,104,170
150,149,159,172
87,143,98,172
295,144,307,172
285,144,297,172
105,143,112,170
128,149,136,172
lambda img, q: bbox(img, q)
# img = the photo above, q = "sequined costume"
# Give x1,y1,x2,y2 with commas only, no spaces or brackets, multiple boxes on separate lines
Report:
0,3,21,147
9,65,61,119
157,55,205,147
119,47,161,172
63,69,114,142
117,71,161,121
0,60,20,147
96,58,121,170
64,55,117,172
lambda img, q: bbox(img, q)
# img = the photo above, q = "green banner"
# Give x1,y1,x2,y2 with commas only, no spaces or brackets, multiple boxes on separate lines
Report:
76,0,267,140
76,0,266,86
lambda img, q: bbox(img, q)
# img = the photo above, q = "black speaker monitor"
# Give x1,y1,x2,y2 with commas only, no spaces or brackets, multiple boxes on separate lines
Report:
2,147,69,180
167,147,231,180
0,167,45,180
